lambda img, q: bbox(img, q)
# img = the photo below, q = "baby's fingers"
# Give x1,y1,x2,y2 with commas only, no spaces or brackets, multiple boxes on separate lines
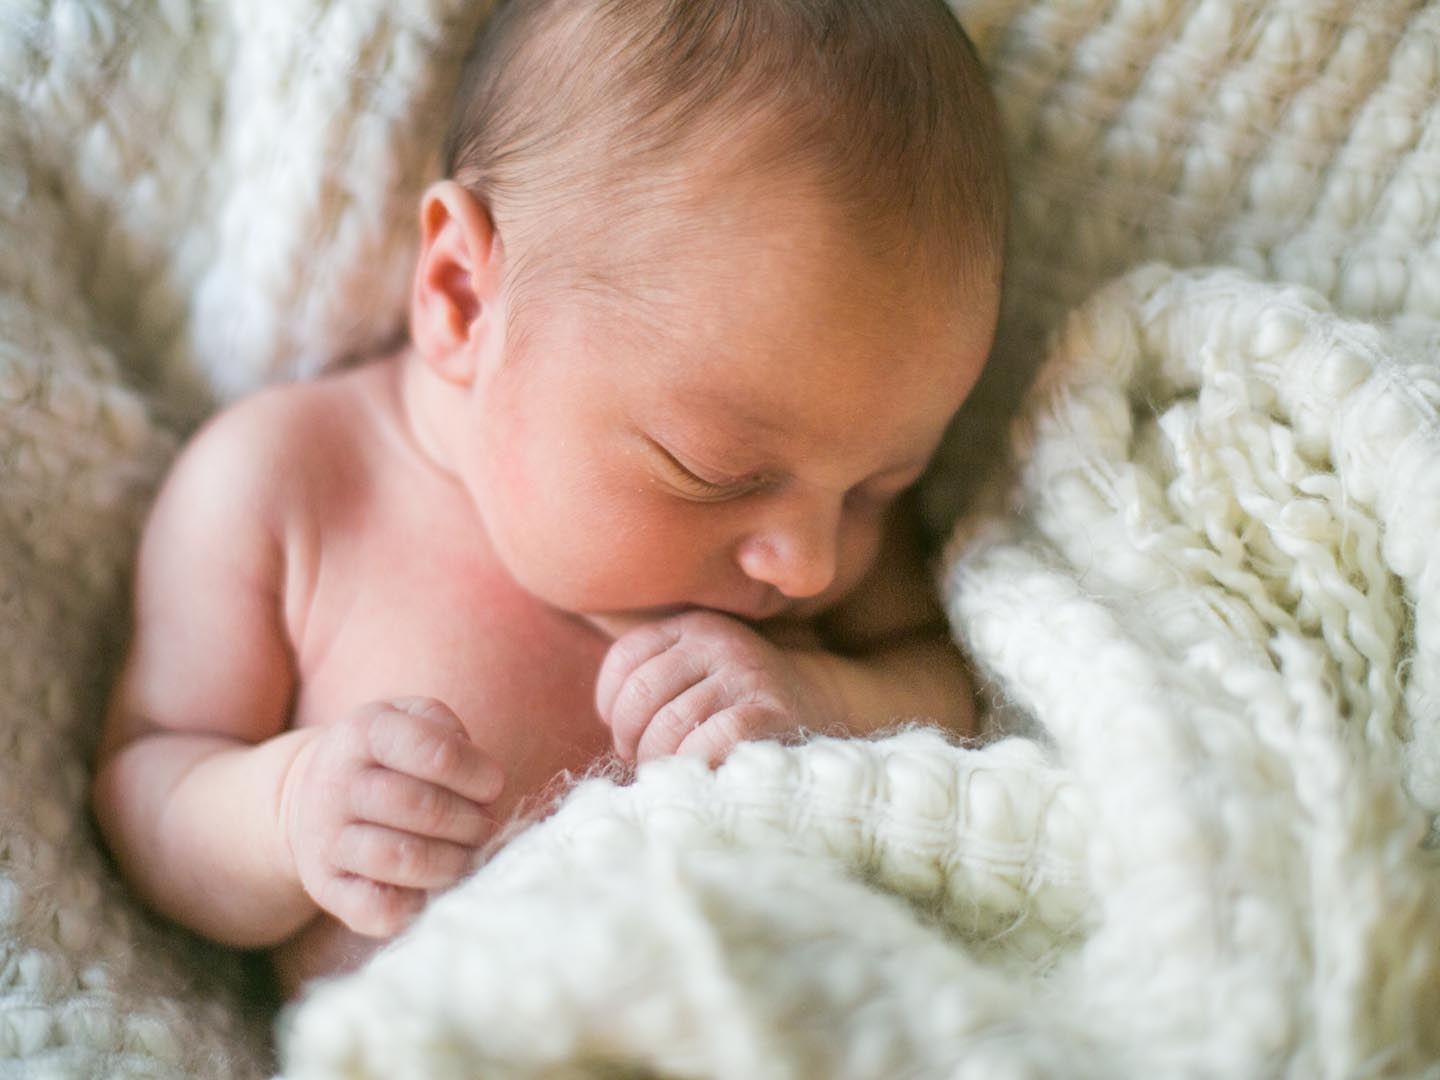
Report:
607,649,712,762
351,768,494,846
632,677,732,764
366,698,504,804
594,620,688,725
312,873,426,939
335,823,476,891
674,704,779,767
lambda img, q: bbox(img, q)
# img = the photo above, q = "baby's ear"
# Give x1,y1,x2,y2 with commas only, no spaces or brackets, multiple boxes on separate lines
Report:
410,180,506,385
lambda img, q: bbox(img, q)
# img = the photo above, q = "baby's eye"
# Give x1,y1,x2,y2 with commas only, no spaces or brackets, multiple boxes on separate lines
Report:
651,440,763,502
671,466,750,501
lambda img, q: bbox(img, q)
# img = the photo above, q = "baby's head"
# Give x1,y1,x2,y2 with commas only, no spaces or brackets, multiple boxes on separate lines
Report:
408,0,1007,630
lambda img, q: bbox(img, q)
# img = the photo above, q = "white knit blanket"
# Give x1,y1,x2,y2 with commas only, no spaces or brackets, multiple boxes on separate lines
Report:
3,1,1439,1078
277,266,1440,1078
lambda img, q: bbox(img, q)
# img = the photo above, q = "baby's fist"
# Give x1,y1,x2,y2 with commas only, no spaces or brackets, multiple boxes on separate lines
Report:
594,610,837,766
281,697,504,938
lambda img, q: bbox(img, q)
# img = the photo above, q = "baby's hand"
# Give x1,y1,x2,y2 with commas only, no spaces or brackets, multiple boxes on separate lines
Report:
281,697,505,938
595,610,839,767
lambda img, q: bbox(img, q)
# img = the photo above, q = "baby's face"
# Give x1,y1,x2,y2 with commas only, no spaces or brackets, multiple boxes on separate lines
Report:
454,194,997,635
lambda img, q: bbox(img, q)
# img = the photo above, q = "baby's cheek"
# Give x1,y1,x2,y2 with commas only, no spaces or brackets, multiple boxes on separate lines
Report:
520,491,670,610
838,518,886,588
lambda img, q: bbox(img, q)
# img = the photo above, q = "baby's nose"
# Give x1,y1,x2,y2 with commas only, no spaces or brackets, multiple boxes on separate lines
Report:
735,504,839,600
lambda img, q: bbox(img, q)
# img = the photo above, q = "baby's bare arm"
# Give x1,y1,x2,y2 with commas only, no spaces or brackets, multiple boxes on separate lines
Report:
93,393,318,947
96,390,507,950
790,635,976,738
802,495,976,737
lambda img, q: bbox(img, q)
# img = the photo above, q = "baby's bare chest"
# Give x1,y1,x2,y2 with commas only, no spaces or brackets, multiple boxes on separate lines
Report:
284,479,611,819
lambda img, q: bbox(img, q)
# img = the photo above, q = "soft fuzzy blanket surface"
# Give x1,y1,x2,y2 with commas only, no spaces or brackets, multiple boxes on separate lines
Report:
279,267,1440,1078
1,1,1438,1078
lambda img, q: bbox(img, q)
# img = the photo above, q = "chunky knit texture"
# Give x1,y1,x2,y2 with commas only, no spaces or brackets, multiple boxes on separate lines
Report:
280,266,1440,1078
1,1,1437,1078
0,1,491,1075
928,0,1440,528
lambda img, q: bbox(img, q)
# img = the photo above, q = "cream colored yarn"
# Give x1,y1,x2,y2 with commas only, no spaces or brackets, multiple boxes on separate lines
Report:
280,265,1440,1079
972,0,1440,327
2,0,1438,1077
0,1,488,1076
954,265,1440,1071
928,0,1440,527
282,733,1087,1078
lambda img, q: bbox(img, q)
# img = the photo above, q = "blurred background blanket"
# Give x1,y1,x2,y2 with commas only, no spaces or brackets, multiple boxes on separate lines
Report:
1,1,1436,1077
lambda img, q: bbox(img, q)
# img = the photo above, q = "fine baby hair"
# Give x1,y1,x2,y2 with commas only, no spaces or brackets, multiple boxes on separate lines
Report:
441,0,1009,331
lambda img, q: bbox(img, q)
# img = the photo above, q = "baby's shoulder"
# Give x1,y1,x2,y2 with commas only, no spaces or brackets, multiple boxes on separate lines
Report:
162,373,364,533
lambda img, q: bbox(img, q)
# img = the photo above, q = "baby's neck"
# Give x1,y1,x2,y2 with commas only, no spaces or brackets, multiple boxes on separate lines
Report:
392,345,466,480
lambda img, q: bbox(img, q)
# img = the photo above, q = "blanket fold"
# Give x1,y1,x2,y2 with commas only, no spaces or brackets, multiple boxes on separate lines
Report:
279,265,1440,1079
4,1,1440,1076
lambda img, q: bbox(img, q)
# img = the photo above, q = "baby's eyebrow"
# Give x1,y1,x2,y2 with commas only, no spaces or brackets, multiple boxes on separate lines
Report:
671,385,788,438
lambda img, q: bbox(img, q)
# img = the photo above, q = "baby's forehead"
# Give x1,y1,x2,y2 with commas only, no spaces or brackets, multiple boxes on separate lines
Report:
572,164,985,312
583,273,989,445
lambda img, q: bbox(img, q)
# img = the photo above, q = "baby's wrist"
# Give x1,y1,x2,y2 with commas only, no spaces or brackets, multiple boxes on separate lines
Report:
274,727,327,884
785,647,854,729
275,734,309,865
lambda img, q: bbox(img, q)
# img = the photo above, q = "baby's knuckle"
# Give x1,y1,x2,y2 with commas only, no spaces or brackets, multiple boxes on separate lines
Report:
423,733,465,777
652,701,700,740
333,822,363,863
709,633,763,671
359,709,411,765
397,696,454,725
412,784,459,835
721,662,768,700
387,832,427,877
618,668,660,714
605,635,649,675
699,640,739,671
348,768,384,818
337,706,377,748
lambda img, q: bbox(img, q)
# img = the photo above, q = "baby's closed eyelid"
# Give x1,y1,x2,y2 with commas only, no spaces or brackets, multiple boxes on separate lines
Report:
648,436,767,495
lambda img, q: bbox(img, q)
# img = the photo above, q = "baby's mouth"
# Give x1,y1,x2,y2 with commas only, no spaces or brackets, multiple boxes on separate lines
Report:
578,596,792,639
679,590,791,624
574,605,696,639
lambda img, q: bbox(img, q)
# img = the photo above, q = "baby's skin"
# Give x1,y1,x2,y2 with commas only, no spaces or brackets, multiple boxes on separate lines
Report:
92,174,998,998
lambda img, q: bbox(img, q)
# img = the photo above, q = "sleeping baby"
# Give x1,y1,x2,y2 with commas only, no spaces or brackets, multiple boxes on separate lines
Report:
92,0,1007,998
